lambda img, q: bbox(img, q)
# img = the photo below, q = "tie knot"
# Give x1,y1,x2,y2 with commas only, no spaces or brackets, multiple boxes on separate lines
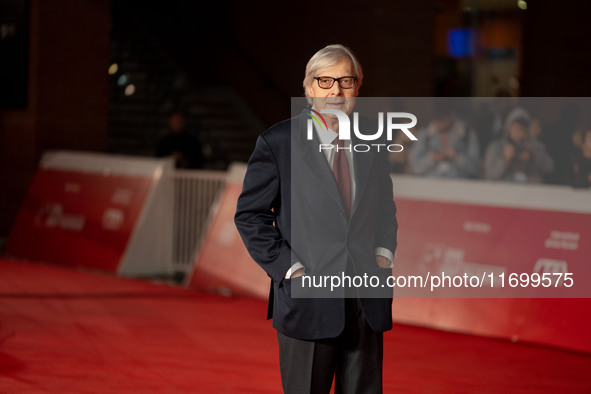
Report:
334,138,347,148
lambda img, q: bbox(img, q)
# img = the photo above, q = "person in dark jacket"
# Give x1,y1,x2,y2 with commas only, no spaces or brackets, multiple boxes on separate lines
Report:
156,110,205,169
235,44,398,394
484,116,554,183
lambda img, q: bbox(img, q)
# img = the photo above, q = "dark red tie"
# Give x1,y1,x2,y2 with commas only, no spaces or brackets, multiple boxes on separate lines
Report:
332,138,352,217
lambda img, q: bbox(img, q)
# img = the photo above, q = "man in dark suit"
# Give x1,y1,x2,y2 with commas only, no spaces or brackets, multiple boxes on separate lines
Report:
235,44,398,393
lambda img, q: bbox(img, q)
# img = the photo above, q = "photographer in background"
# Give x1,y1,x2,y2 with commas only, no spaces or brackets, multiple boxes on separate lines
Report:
570,127,591,188
156,110,205,169
409,102,480,178
484,117,554,183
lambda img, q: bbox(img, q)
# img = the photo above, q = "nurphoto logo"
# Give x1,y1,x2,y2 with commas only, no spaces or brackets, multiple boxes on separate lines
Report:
306,109,418,153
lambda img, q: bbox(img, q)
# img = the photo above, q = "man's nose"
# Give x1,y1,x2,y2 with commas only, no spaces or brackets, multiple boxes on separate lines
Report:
329,84,343,96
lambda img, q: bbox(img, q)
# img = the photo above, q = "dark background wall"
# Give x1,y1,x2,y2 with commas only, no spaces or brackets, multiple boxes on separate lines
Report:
225,0,436,123
113,1,435,126
1,0,590,239
0,0,110,237
521,2,591,96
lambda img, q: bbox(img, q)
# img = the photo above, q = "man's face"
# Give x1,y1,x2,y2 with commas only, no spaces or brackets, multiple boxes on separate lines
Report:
508,122,526,143
434,113,454,133
306,58,358,117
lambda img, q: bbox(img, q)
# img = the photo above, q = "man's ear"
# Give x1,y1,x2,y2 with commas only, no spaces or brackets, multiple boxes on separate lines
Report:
306,84,314,99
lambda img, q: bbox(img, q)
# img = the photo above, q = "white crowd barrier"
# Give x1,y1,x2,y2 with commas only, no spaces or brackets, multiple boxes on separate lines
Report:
171,170,226,276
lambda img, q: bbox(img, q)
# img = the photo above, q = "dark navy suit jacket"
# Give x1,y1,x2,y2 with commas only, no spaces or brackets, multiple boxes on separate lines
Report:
235,111,398,340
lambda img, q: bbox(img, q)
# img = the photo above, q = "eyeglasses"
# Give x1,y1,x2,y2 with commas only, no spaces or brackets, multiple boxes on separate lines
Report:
314,76,357,89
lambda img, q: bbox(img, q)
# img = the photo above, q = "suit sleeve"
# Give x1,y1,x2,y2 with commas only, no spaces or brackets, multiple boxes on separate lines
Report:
374,148,398,257
234,135,294,285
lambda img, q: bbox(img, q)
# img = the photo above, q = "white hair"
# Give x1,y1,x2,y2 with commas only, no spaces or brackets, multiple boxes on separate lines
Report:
303,44,363,101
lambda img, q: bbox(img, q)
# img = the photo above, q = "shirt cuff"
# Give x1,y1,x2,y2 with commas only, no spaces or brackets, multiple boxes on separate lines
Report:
375,247,394,268
285,262,305,278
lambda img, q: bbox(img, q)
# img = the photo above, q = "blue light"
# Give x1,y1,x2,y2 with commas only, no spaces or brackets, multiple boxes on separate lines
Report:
117,74,128,86
447,28,476,58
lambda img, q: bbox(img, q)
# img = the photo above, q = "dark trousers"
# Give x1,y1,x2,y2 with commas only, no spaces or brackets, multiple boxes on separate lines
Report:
276,298,384,394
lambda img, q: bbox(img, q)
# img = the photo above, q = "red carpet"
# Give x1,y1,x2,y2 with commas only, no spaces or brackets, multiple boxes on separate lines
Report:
1,258,590,393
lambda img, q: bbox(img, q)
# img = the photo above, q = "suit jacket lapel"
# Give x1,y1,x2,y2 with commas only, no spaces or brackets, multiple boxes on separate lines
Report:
292,113,345,211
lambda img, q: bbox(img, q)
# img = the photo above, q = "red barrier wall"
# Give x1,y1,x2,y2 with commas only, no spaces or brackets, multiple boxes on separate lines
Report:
5,151,174,276
6,169,151,271
188,182,269,299
189,168,591,353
